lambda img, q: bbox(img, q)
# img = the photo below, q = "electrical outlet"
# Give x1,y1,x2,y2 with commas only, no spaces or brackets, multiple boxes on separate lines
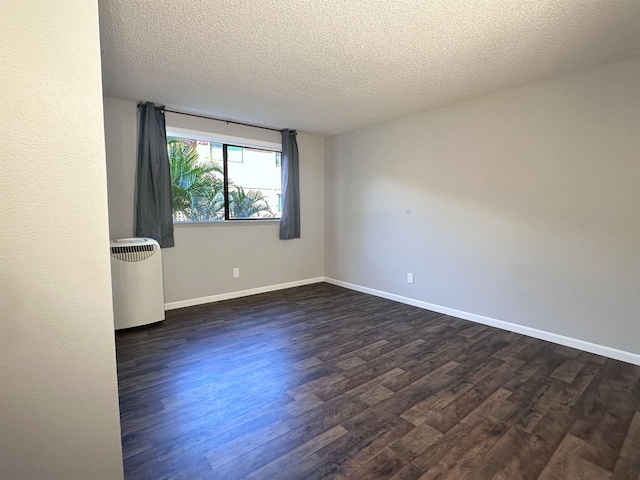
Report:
407,272,414,284
233,267,240,278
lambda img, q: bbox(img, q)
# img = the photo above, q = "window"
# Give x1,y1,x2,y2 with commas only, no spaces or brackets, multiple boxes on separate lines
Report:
167,132,281,222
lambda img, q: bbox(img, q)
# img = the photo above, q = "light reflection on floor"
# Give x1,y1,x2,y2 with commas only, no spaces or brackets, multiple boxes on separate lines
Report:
125,321,298,449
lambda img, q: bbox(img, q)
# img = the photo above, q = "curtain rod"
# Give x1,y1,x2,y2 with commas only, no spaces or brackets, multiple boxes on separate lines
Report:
137,103,282,133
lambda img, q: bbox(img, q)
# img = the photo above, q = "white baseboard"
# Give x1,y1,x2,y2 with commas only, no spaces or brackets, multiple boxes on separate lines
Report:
323,277,640,366
164,277,325,311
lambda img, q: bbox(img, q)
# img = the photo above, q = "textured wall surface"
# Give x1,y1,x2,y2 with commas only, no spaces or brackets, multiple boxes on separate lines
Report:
0,1,124,479
103,97,325,304
98,0,640,136
325,57,640,356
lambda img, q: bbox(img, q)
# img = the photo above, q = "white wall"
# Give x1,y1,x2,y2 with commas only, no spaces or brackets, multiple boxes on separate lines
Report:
325,57,640,359
0,2,124,480
104,98,325,305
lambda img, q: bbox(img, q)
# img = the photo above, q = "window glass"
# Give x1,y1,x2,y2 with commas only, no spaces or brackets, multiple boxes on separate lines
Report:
227,147,281,219
228,146,243,163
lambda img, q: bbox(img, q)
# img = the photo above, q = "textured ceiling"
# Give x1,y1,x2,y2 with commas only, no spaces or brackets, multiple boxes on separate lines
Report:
99,0,640,136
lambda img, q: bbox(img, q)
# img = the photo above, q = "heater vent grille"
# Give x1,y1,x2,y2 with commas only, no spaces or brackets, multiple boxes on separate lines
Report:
110,244,156,262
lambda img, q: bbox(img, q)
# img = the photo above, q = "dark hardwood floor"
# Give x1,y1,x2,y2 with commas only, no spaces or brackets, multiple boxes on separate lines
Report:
116,283,640,480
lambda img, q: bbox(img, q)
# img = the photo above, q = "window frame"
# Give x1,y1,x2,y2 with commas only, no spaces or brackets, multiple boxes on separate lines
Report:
166,127,282,223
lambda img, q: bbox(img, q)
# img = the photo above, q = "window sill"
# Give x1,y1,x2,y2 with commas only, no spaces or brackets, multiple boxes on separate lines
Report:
174,219,280,227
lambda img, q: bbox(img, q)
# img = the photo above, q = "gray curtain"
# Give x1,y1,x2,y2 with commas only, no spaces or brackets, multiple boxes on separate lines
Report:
279,129,300,239
135,102,174,247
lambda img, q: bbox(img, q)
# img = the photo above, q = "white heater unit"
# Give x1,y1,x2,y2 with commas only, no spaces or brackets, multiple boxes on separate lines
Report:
110,238,165,330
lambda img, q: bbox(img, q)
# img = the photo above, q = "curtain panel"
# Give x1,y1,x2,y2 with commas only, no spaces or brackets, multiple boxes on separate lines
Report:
135,102,174,248
279,129,300,239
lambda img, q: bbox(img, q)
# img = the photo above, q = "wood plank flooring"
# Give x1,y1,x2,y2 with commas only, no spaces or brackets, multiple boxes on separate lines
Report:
116,283,640,480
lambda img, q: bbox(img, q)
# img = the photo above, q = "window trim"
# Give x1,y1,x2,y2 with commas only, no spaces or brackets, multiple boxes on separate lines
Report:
166,126,282,223
166,126,281,151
